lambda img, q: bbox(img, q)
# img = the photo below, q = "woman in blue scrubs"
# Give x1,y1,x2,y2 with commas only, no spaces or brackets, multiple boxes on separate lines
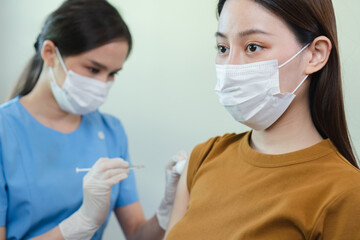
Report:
0,0,182,239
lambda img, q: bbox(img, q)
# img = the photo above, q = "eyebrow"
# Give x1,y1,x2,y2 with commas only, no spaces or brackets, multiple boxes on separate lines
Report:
215,29,271,39
88,60,108,70
88,59,122,72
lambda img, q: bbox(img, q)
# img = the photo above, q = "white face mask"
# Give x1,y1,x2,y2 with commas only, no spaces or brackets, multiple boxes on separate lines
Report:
215,44,309,130
49,47,113,115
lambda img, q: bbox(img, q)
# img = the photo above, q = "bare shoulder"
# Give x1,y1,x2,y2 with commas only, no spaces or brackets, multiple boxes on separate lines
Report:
165,158,190,238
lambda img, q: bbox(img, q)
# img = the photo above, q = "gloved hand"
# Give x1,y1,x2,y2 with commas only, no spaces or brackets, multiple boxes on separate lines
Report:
156,150,188,230
59,158,129,240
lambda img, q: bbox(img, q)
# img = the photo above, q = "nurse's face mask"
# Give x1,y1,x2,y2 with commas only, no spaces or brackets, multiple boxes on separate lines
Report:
49,47,113,115
215,44,309,130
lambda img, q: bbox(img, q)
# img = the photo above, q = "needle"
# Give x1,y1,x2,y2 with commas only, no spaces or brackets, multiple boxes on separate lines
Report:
75,165,145,173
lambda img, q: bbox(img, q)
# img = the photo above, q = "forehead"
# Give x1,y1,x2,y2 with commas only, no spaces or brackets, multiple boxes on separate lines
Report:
73,40,129,68
218,0,291,37
83,41,129,59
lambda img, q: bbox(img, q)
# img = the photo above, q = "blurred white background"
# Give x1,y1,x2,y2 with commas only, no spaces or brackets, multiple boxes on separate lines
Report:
0,0,359,239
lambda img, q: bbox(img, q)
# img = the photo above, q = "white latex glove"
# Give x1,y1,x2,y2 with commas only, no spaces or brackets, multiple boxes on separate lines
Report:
59,158,129,240
156,150,188,230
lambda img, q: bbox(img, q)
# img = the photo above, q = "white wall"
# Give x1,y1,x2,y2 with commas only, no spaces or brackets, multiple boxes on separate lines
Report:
0,0,359,239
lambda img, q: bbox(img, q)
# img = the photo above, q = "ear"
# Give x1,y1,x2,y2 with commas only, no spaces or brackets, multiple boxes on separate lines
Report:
41,40,57,67
305,36,332,75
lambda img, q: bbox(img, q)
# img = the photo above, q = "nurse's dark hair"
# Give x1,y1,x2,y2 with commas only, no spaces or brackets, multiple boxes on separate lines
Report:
10,0,132,99
218,0,359,168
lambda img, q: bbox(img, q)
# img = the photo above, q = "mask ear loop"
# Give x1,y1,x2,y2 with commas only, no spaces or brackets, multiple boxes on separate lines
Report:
55,47,68,73
277,43,311,94
278,43,310,69
49,47,68,88
292,75,309,94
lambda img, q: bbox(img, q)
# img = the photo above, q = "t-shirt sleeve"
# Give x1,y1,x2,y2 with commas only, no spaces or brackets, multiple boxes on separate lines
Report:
186,136,221,192
311,186,360,239
114,120,139,207
0,134,7,226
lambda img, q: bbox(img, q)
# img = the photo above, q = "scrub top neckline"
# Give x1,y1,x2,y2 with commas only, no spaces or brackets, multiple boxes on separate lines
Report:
16,96,86,135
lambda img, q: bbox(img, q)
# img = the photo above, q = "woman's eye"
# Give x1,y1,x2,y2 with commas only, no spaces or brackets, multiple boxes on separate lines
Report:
109,72,118,77
217,45,229,54
246,44,262,53
88,67,100,74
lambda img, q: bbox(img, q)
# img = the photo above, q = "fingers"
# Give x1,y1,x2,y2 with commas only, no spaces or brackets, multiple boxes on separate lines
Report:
93,158,129,172
167,150,189,170
82,158,130,199
85,158,131,183
172,150,189,162
84,167,129,190
105,168,130,179
174,160,186,174
93,158,130,181
107,173,129,186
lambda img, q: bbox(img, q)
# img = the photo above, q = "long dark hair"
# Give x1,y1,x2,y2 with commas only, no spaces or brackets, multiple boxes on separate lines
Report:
218,0,358,168
10,0,132,99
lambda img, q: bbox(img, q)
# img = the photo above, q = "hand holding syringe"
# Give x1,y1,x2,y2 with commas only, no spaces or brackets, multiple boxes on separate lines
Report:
62,157,140,237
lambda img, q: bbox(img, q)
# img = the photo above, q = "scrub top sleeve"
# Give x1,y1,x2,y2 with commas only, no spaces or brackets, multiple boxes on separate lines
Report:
0,138,7,226
115,120,139,207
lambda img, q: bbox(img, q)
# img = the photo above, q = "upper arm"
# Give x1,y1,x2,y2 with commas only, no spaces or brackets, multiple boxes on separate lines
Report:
0,226,5,240
114,202,146,238
165,137,219,237
165,158,190,238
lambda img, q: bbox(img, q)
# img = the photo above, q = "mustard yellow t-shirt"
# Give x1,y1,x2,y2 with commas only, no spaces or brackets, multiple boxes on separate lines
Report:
166,132,360,240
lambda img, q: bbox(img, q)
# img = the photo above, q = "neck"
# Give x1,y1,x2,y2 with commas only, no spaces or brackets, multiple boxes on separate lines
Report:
20,67,81,132
250,87,323,155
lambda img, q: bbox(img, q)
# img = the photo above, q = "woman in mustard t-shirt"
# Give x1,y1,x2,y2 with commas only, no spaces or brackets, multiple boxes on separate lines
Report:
165,0,360,239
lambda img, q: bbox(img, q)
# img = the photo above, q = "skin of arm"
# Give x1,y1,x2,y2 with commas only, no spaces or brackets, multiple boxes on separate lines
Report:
0,227,5,240
115,202,164,240
28,202,158,240
115,158,190,240
0,225,64,240
28,203,149,240
164,159,190,239
29,202,150,240
30,227,64,240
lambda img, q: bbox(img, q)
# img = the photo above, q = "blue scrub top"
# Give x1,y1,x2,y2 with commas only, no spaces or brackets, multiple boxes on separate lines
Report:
0,97,139,240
